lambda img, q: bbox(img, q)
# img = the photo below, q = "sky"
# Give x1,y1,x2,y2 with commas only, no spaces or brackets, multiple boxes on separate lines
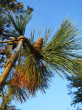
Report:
12,0,82,110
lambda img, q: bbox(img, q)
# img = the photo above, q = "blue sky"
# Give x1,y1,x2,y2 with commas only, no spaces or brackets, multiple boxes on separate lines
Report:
13,0,82,110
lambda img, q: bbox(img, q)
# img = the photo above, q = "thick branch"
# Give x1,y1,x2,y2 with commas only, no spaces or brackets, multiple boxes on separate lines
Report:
0,41,11,43
0,36,24,92
0,39,18,44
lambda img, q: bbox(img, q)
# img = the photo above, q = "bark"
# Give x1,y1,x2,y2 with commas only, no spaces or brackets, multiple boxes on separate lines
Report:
0,36,24,92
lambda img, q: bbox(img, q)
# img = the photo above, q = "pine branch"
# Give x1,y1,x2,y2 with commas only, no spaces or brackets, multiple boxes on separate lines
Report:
0,32,16,37
0,36,25,92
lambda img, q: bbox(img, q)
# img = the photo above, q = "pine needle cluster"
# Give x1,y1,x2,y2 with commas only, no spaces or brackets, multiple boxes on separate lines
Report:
11,18,82,96
42,18,82,76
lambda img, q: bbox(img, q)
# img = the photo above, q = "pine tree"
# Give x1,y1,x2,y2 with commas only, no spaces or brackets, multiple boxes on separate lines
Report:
0,7,82,107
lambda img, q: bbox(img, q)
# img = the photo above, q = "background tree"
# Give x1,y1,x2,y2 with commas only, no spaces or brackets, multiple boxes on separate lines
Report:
67,59,82,106
0,0,27,12
67,75,82,104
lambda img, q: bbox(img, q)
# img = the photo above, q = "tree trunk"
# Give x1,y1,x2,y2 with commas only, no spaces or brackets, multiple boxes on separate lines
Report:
0,36,24,92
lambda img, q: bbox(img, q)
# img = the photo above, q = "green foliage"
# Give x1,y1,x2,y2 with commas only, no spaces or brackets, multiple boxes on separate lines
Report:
67,70,82,105
0,10,32,69
0,89,19,110
0,0,23,12
67,75,82,105
1,10,32,39
0,0,33,14
66,59,82,106
42,18,82,76
15,52,52,94
7,82,29,103
0,0,33,40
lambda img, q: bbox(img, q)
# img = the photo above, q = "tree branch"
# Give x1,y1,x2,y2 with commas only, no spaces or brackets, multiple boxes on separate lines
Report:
0,32,15,38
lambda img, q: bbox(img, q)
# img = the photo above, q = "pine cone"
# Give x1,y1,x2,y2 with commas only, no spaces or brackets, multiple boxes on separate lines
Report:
33,37,43,53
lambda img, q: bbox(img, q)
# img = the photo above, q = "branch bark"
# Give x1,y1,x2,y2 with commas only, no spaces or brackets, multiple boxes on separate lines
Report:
0,36,24,92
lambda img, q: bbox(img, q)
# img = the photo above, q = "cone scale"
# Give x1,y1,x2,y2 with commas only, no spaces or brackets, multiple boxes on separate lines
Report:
33,37,43,53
